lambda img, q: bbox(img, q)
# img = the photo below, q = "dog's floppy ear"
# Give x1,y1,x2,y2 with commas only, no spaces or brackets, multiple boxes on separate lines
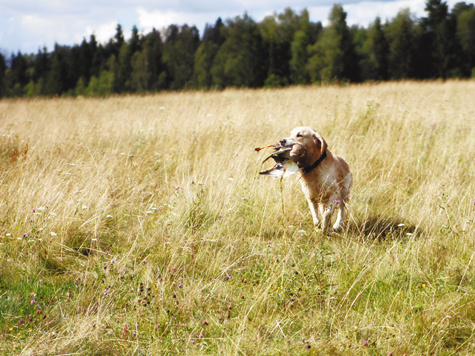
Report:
313,132,327,156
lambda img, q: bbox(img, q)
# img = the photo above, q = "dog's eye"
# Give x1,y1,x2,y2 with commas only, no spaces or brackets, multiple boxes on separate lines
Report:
296,133,302,137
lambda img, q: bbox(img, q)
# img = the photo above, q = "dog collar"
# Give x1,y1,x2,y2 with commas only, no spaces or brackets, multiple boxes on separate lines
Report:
301,151,327,174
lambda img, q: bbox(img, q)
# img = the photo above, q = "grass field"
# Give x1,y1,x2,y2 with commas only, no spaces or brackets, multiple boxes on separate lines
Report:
1,81,474,355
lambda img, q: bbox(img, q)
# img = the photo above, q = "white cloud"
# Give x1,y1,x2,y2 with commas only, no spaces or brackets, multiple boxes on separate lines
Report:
0,0,467,54
82,21,119,44
136,6,223,34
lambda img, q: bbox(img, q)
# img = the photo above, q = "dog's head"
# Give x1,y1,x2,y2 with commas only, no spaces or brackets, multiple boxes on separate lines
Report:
279,126,327,168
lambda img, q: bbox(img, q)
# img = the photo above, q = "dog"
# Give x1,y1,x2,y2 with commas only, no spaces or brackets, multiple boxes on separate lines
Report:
279,127,353,232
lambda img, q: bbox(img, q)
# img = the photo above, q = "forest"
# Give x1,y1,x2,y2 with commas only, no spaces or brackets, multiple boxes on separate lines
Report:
0,0,475,97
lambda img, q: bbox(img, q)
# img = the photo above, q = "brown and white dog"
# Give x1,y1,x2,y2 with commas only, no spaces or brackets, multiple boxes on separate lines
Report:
279,127,353,232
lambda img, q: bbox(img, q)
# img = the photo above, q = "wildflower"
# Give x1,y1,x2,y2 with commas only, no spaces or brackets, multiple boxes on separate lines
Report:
225,275,232,280
218,214,223,218
118,269,125,274
363,340,369,347
334,199,341,204
199,333,204,338
31,300,36,304
50,232,57,237
106,215,113,218
23,233,29,238
103,288,109,295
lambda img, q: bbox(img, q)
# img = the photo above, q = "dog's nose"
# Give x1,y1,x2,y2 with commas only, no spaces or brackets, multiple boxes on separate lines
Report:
280,139,287,146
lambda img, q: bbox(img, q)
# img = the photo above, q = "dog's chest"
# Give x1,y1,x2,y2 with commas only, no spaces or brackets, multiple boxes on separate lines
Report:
300,170,339,201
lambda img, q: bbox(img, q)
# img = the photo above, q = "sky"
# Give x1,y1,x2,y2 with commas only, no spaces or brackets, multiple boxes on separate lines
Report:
0,0,464,56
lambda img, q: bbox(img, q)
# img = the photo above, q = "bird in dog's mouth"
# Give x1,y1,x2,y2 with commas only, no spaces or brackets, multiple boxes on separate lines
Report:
255,142,305,178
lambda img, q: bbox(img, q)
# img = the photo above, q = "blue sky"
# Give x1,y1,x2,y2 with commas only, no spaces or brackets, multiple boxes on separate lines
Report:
0,0,463,55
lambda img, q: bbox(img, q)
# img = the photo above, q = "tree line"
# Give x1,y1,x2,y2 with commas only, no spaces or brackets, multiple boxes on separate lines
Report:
1,0,475,98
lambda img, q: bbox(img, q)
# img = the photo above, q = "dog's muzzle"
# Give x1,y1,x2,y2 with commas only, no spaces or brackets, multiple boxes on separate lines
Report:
279,138,296,147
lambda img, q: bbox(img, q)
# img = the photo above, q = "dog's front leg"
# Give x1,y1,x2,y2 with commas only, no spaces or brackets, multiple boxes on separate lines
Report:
333,200,345,232
306,197,321,228
320,201,334,232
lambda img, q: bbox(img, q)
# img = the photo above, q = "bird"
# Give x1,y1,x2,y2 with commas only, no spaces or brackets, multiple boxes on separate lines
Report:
255,144,301,178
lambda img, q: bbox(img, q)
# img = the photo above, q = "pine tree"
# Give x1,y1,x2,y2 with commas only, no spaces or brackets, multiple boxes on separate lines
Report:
359,17,389,80
422,0,457,78
33,48,49,95
193,18,224,88
386,9,416,79
211,14,267,88
0,52,6,97
144,29,166,90
307,5,359,82
455,5,475,76
163,24,200,90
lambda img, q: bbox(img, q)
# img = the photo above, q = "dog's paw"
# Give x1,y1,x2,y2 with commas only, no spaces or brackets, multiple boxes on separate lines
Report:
332,224,343,233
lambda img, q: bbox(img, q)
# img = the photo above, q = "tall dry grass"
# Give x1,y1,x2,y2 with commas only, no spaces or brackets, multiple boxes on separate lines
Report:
1,81,474,355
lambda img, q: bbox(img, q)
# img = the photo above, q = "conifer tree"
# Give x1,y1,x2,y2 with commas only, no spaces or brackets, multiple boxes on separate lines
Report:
422,0,457,78
307,5,359,82
211,14,267,88
193,19,224,88
359,17,389,80
386,9,416,79
455,5,475,76
0,53,6,97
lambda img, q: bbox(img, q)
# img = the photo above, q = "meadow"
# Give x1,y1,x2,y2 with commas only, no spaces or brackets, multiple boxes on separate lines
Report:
0,81,474,355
